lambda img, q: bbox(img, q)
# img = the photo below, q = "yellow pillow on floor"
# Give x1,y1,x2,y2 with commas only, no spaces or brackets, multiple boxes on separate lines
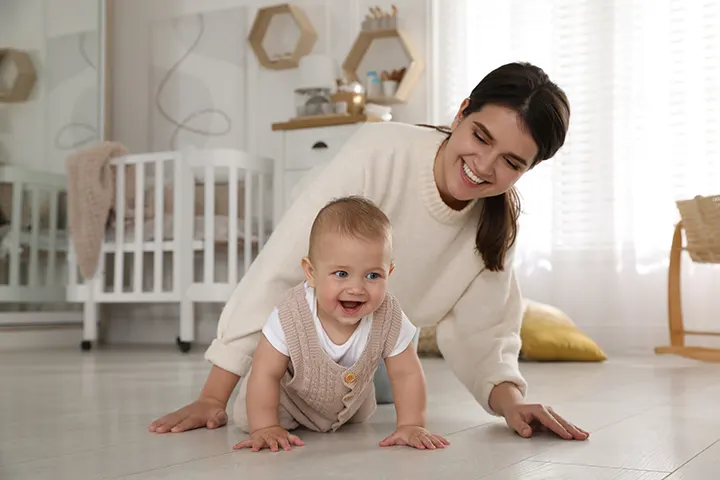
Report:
520,300,607,362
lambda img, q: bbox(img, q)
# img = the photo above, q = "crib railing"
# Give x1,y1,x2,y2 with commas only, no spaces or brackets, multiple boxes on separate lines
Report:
185,148,273,302
0,165,67,302
67,150,192,301
67,148,274,303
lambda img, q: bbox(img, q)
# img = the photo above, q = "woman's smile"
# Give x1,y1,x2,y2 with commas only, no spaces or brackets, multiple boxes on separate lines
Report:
461,160,488,187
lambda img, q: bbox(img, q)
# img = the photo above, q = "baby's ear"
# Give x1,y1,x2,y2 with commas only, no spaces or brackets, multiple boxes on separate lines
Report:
301,256,316,286
388,262,395,276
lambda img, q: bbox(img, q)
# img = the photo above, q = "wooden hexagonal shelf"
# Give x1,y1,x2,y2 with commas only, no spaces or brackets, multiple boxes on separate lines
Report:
248,3,317,70
0,48,37,103
341,28,424,105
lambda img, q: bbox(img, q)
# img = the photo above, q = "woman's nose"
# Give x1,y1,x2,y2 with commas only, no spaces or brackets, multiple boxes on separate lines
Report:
471,155,495,179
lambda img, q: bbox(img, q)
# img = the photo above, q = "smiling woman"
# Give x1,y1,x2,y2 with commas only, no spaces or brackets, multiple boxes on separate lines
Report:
150,61,588,444
424,62,570,272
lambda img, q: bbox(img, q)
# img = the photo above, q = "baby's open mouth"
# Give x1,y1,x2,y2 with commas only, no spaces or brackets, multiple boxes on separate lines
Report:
339,300,364,313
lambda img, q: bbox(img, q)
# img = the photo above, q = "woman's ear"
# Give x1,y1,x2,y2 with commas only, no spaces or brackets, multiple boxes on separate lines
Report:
452,98,471,130
301,257,316,287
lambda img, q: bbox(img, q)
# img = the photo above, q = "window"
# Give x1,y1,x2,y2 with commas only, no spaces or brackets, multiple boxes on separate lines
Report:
432,0,720,347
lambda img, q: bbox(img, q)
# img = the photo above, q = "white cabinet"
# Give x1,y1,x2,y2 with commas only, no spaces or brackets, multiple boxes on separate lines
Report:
272,123,365,227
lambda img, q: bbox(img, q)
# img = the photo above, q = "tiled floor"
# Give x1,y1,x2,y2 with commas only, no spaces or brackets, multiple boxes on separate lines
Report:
1,348,719,479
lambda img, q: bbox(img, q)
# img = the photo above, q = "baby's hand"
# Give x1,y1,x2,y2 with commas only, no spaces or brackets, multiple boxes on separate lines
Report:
379,425,450,450
233,425,305,452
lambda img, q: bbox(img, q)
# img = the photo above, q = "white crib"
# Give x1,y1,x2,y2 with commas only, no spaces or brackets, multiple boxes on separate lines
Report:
0,165,74,325
66,149,273,352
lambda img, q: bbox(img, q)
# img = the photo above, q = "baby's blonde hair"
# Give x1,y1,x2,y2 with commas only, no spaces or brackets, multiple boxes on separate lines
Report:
308,196,392,259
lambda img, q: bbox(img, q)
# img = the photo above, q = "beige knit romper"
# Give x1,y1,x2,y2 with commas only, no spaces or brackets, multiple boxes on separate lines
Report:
233,282,404,434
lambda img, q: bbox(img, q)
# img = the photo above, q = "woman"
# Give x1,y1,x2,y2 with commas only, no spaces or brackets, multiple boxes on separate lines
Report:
150,62,588,442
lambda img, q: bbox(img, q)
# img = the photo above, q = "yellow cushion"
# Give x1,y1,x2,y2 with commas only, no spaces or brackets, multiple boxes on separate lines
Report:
520,300,607,362
417,325,442,357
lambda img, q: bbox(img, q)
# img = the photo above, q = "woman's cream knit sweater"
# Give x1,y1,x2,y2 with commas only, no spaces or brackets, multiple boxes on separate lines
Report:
205,122,527,415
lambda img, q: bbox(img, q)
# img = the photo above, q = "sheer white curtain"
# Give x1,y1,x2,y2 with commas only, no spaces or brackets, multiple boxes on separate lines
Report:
432,0,720,352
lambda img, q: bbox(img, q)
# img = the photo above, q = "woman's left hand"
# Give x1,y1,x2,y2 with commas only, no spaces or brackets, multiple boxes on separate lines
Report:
502,403,589,441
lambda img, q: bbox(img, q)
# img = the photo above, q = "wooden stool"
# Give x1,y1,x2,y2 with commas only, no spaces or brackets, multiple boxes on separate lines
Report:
655,194,720,362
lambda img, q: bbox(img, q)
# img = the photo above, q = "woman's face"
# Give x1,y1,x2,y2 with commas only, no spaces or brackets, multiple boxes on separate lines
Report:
435,101,538,209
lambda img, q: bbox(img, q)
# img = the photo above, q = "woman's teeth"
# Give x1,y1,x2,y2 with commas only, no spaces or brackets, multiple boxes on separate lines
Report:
463,162,485,185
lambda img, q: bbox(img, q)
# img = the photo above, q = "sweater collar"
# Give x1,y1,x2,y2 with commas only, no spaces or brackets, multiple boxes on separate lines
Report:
418,130,479,225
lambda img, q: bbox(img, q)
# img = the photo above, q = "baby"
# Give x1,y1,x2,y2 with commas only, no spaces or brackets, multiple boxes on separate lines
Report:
233,196,449,452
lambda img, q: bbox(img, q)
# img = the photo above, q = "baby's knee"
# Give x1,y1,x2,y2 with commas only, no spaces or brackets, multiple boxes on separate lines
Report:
231,395,251,433
275,401,300,431
347,399,377,424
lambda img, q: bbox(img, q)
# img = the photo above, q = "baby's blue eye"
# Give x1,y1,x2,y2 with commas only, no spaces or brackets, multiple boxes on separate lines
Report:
366,272,380,280
334,271,348,278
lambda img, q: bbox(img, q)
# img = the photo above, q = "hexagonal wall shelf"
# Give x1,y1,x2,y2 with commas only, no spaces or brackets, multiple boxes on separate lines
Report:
0,48,37,103
248,3,317,70
341,28,423,105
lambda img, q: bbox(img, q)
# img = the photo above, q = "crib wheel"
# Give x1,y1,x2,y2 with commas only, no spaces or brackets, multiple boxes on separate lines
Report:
176,337,191,354
80,340,92,351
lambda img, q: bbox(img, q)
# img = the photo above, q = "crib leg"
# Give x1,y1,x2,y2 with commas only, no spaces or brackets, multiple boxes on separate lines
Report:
177,298,193,353
82,299,99,352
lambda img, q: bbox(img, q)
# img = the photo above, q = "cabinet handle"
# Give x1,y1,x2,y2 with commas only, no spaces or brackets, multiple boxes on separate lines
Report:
311,141,328,150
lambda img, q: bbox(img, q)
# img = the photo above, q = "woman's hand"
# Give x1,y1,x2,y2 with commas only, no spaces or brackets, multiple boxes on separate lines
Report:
502,402,589,440
233,426,305,452
379,425,450,450
489,382,588,441
148,397,228,433
148,365,239,433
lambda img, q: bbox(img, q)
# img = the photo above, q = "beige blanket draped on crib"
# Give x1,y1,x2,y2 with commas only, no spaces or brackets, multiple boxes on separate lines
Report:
66,141,132,279
67,143,264,280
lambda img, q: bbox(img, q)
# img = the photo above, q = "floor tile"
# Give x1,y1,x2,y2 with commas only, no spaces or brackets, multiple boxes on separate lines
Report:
531,404,720,472
2,348,719,479
663,441,720,479
480,460,669,479
113,422,561,480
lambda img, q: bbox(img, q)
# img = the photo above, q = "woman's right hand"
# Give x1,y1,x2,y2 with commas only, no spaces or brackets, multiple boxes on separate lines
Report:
148,397,228,433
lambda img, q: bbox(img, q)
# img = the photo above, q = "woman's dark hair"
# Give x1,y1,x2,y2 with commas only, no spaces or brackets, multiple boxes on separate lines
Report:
423,62,570,272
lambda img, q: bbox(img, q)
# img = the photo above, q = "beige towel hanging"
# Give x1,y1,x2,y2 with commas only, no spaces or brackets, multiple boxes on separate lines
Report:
66,141,131,279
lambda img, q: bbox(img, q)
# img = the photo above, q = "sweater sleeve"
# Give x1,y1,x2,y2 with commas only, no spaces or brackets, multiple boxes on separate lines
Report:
435,246,527,416
204,125,386,377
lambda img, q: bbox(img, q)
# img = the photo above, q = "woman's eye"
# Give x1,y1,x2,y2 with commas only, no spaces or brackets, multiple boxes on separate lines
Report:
334,271,348,278
505,158,520,171
473,132,487,144
366,272,380,280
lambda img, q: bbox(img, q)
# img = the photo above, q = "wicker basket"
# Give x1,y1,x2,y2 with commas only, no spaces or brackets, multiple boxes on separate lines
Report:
676,194,720,264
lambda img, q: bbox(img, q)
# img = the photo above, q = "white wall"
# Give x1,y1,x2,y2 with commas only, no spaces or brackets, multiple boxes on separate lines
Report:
0,0,103,174
104,0,431,346
0,0,47,170
111,0,430,154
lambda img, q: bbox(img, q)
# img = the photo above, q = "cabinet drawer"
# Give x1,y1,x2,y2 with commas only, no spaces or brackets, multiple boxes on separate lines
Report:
283,124,359,170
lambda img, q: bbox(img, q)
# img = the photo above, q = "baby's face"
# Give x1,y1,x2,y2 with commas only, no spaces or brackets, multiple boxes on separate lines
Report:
305,232,393,326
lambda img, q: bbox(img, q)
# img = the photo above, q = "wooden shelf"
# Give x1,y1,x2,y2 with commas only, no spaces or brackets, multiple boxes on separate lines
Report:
341,28,423,105
247,3,317,70
272,114,381,131
366,96,404,105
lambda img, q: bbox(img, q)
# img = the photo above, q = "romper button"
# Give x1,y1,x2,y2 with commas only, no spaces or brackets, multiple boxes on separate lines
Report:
344,372,356,383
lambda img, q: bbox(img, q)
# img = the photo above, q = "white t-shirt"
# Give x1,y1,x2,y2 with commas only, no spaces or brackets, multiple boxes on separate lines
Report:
262,282,417,368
